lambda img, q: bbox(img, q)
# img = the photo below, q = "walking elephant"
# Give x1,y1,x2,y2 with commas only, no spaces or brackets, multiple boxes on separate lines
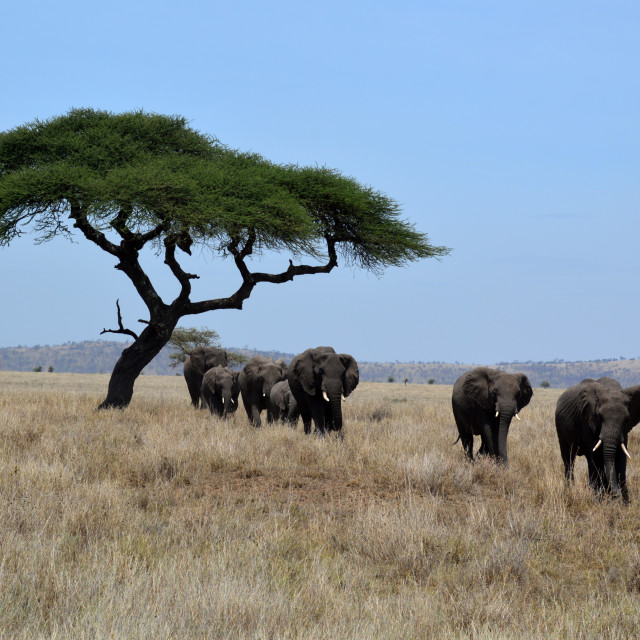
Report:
452,367,533,465
555,378,640,502
183,346,228,408
239,356,288,427
287,346,359,436
269,379,300,426
201,366,240,419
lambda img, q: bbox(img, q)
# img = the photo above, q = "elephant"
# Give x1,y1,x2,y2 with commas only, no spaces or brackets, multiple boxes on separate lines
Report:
452,367,533,465
287,346,359,436
201,366,240,419
183,346,228,408
555,378,640,502
269,379,300,426
238,356,289,427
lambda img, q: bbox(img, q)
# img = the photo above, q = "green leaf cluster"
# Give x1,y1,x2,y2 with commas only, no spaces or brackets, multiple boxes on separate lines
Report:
0,108,448,269
167,326,247,368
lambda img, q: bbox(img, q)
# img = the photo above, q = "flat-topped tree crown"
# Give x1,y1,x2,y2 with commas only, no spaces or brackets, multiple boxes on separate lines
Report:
0,108,449,408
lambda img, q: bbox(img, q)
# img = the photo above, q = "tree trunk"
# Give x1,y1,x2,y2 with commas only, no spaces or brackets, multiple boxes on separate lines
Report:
98,321,176,409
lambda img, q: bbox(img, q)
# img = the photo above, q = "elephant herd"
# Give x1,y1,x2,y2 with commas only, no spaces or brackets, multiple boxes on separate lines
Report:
452,367,640,503
185,349,640,502
183,345,359,436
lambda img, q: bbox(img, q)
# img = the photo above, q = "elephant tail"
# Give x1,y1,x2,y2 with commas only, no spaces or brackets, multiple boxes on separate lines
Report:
451,435,461,446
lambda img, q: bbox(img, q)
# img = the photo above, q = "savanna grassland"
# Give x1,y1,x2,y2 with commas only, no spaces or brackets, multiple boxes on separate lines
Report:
1,372,640,639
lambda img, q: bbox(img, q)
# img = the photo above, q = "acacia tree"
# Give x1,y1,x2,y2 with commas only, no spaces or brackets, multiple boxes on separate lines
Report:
0,109,448,408
167,326,247,369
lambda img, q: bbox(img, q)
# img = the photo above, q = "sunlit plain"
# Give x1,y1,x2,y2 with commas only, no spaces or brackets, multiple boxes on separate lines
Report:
1,372,640,638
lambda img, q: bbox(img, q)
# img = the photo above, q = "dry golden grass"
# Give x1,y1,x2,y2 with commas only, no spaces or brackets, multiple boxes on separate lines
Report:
1,372,640,638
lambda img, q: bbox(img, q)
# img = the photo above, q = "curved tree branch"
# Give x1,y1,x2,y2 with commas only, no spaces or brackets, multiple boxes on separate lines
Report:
187,236,338,314
70,205,120,257
164,236,200,309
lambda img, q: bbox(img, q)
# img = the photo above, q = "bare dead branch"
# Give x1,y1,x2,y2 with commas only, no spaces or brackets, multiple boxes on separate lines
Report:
100,299,139,340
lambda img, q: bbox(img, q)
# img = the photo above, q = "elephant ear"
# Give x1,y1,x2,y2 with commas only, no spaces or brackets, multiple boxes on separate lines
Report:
339,354,359,397
462,368,493,412
515,374,533,410
189,346,208,375
275,358,288,378
623,385,640,431
578,383,601,435
293,351,316,396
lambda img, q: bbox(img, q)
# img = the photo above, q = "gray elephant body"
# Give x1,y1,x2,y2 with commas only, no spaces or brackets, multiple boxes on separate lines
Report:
452,367,533,465
269,380,300,425
239,356,288,427
287,346,359,436
555,378,640,502
201,366,240,418
183,346,228,408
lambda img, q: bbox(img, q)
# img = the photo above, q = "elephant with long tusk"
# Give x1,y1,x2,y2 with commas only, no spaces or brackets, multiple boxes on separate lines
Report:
287,346,359,437
556,377,640,502
452,367,533,466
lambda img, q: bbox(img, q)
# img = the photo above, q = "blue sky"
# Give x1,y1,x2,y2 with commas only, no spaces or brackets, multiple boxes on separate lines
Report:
1,1,639,364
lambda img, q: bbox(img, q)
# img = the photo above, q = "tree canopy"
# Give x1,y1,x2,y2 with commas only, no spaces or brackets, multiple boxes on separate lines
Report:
167,327,247,369
0,108,449,407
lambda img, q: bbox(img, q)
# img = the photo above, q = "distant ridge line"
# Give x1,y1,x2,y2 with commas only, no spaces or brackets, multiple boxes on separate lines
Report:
1,340,640,388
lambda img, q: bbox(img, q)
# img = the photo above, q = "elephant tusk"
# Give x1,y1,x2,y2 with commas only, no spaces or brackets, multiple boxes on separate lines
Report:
622,443,631,459
323,391,330,402
222,398,225,404
495,411,499,418
515,413,521,421
593,439,602,452
342,395,346,402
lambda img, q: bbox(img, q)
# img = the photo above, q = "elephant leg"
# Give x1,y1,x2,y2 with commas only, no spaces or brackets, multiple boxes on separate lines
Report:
243,397,262,427
478,422,495,458
286,404,300,429
452,408,473,460
298,406,313,435
250,405,262,428
587,457,605,495
459,433,474,460
311,400,326,436
559,442,576,484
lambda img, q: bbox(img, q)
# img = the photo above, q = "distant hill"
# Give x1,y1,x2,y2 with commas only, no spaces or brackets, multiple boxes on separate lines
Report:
1,341,640,388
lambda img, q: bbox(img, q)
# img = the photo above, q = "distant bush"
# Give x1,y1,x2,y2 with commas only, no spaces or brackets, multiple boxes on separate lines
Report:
387,376,395,383
48,366,54,373
540,380,551,388
428,378,436,385
33,366,42,372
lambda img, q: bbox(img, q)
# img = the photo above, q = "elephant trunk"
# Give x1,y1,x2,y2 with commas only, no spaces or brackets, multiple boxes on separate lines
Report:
496,400,516,466
221,390,232,418
603,437,622,498
325,382,344,432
